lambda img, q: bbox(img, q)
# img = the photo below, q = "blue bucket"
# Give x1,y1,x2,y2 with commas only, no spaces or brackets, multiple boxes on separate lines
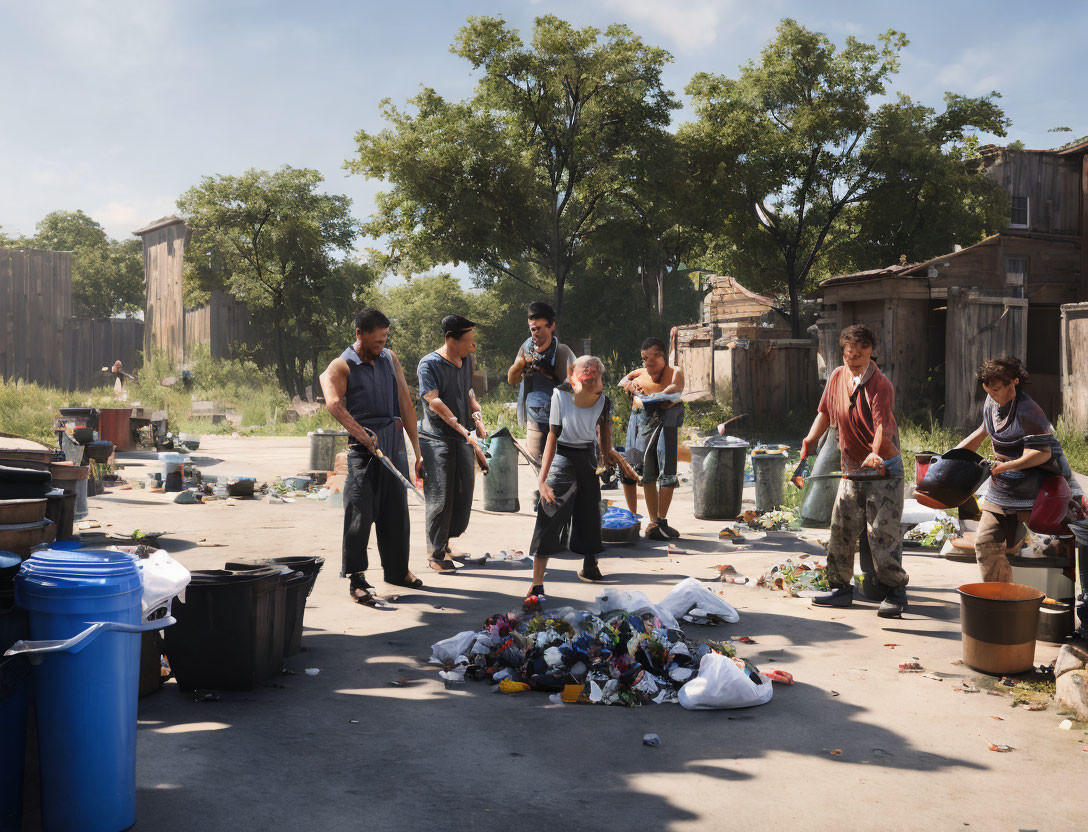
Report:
9,549,173,832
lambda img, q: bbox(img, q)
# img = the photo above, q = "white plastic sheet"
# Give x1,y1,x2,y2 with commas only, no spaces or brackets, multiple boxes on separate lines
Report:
901,498,952,527
659,577,740,623
110,546,190,618
678,652,774,710
429,630,476,665
594,588,680,629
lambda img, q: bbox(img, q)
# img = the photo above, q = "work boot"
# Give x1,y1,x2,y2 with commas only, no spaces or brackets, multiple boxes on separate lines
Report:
877,585,908,619
811,585,853,608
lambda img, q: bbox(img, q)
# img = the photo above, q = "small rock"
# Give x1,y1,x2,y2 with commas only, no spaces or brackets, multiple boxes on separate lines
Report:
1054,642,1088,678
1055,669,1088,721
1059,719,1074,730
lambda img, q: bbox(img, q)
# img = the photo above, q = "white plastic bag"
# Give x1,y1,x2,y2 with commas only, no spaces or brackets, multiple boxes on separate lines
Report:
901,498,951,527
659,577,740,623
111,546,191,618
678,652,774,710
594,588,680,629
429,630,477,665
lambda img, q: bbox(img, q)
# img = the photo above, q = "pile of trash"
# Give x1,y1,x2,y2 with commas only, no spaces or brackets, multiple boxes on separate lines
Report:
756,557,830,596
904,517,957,547
430,579,775,710
741,508,801,532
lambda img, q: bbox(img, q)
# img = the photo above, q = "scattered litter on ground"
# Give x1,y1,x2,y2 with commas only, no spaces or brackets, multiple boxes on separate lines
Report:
348,719,359,724
642,733,662,747
988,744,1015,753
764,669,794,685
990,715,1005,721
899,662,924,673
903,518,956,547
304,668,320,676
427,583,772,710
741,509,801,532
718,527,744,541
1059,719,1074,730
884,643,899,648
756,558,829,596
954,681,980,694
829,749,843,756
713,564,749,584
1021,703,1047,711
730,636,756,644
923,674,944,682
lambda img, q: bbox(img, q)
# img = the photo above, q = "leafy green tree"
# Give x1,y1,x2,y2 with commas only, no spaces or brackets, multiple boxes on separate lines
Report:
22,210,144,318
347,14,677,315
178,167,362,397
686,20,1009,336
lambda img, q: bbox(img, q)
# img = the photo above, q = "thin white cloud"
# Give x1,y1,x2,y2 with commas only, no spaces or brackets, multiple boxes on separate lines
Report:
936,46,1006,96
601,0,746,51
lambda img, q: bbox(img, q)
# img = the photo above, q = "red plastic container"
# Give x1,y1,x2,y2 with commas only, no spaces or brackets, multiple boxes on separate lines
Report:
1028,475,1072,535
914,452,936,485
98,408,133,452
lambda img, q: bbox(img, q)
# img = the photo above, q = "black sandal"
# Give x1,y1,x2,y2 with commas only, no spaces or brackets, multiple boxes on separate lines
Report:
428,558,457,573
386,572,424,589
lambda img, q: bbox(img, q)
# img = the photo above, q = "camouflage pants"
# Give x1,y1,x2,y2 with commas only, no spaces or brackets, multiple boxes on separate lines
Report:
827,476,909,589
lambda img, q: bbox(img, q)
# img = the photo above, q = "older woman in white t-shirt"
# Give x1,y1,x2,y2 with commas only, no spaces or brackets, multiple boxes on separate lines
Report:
525,355,624,609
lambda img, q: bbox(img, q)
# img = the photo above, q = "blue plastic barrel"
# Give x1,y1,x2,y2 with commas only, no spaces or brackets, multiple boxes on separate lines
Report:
11,549,171,832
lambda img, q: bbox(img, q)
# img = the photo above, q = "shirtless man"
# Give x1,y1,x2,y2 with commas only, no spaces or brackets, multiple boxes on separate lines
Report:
619,337,686,540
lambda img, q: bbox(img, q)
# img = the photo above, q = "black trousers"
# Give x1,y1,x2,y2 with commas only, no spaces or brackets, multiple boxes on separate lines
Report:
341,447,410,580
530,445,602,566
420,434,475,560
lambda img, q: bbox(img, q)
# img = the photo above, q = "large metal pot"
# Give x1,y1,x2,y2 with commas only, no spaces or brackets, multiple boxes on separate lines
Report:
916,448,991,509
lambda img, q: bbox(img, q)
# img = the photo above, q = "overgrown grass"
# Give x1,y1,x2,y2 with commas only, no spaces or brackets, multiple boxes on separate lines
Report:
1056,415,1088,476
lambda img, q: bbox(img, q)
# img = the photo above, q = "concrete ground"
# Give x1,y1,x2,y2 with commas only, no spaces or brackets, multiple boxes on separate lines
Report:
72,437,1088,830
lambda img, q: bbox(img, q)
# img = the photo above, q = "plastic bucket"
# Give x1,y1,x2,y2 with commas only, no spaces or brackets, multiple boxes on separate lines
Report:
11,550,173,832
690,442,749,520
958,582,1044,675
308,430,349,472
482,432,519,512
751,453,787,512
97,409,133,452
800,428,840,528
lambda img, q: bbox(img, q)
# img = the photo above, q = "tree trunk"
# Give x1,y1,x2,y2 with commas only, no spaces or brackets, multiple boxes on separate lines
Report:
787,271,802,339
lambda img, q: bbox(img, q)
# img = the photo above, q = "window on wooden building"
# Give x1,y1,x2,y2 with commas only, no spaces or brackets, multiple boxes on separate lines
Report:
1010,196,1029,228
1005,257,1027,298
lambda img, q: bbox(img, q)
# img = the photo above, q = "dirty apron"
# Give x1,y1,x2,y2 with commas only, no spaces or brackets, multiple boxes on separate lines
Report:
340,347,411,581
529,443,603,567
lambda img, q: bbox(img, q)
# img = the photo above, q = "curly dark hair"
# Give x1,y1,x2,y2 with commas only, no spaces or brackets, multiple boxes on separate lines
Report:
839,323,877,350
978,356,1030,387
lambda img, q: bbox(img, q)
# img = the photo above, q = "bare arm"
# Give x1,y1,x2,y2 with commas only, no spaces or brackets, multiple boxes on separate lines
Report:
507,348,530,386
468,388,486,438
992,447,1052,475
423,390,471,440
956,424,989,453
319,359,377,454
538,429,559,503
801,412,830,459
388,351,423,477
661,368,685,397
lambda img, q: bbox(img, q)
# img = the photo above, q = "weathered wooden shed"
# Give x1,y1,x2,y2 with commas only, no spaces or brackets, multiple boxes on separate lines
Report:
675,275,818,421
819,140,1088,429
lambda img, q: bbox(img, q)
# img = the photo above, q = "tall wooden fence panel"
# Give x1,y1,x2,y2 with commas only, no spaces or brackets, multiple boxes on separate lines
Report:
0,249,71,388
184,291,252,359
1061,302,1088,433
141,220,187,366
63,318,144,391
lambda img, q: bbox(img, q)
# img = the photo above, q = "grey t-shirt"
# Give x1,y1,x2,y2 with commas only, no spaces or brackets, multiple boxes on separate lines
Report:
549,387,608,446
417,351,474,440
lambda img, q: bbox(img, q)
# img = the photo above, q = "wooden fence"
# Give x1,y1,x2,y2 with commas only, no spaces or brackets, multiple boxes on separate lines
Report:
0,249,71,388
184,291,252,359
62,318,144,391
675,323,819,423
1061,302,1088,433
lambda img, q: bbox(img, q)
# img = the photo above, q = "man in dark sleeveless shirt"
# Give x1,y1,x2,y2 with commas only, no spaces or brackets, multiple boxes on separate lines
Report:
320,308,424,605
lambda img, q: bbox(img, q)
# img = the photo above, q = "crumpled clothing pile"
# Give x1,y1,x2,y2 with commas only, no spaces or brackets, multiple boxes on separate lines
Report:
741,508,801,532
429,581,765,708
756,557,829,596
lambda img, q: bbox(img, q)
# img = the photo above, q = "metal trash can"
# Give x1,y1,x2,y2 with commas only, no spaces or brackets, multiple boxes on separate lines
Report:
690,440,749,520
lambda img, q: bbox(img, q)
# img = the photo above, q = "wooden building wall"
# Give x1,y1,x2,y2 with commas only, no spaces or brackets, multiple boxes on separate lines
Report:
0,249,71,388
140,219,188,366
184,291,252,360
63,318,144,391
1061,302,1088,433
701,275,777,323
984,150,1082,235
944,291,1028,429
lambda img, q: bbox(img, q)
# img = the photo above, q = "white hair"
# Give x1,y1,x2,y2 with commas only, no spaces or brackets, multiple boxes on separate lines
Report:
572,355,604,376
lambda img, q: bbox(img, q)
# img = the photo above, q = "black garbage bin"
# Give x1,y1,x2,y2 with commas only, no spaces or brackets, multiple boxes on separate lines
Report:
226,558,321,656
163,566,284,691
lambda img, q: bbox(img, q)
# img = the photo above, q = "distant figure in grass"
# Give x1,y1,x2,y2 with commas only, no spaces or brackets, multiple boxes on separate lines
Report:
320,308,424,606
618,337,685,540
525,355,625,608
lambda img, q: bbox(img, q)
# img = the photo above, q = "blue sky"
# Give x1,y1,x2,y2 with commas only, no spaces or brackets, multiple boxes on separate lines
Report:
2,0,1085,247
